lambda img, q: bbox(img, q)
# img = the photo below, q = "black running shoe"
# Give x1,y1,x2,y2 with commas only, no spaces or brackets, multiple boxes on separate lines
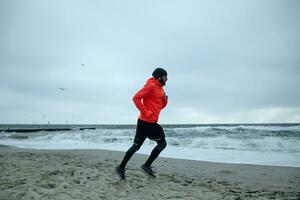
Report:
115,165,125,180
140,164,156,178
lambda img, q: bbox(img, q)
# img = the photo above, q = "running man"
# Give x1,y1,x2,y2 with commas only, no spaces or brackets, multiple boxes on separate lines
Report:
115,68,168,180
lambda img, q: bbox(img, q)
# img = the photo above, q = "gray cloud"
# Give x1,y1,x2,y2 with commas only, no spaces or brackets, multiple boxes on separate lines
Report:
1,0,299,123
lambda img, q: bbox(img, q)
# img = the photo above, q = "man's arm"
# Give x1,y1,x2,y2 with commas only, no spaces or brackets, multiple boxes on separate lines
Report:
132,84,154,117
162,93,168,109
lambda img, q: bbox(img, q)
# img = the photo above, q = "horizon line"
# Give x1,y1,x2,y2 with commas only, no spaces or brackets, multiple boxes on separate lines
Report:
1,122,299,126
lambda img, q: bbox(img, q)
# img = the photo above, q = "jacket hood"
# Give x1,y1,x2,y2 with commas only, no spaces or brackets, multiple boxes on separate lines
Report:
146,77,163,87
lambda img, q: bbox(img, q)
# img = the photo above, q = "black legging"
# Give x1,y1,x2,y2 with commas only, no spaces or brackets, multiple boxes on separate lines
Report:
119,138,167,169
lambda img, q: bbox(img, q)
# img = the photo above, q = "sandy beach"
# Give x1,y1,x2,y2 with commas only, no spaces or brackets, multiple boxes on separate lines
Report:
0,146,299,200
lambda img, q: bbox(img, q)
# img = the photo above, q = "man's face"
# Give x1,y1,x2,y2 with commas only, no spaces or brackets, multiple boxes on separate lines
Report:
158,75,168,86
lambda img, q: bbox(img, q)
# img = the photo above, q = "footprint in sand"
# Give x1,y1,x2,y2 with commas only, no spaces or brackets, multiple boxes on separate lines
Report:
40,182,56,189
48,170,60,176
260,172,268,176
218,170,236,174
73,179,80,184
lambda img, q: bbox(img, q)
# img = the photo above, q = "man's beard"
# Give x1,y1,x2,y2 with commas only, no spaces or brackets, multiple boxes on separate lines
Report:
159,79,166,86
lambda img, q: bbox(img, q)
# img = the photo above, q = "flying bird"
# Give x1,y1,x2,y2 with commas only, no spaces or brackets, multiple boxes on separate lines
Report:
58,87,67,91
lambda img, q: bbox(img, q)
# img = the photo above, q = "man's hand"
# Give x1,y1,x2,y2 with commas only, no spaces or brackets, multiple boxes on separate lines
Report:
164,93,168,100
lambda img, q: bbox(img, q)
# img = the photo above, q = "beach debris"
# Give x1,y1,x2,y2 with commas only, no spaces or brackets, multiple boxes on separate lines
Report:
8,134,29,139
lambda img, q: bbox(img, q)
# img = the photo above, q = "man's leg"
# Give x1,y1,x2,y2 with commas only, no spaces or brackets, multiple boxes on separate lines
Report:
144,138,167,167
119,142,142,169
118,119,146,169
116,139,145,180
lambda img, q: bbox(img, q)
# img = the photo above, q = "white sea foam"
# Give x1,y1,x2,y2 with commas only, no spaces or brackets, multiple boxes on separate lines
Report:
1,124,300,167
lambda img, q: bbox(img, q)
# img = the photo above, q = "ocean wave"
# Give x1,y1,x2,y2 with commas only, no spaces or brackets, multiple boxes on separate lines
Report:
1,124,300,167
1,124,300,153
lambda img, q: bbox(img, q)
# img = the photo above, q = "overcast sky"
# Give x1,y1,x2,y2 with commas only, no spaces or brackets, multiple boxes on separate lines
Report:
0,0,299,124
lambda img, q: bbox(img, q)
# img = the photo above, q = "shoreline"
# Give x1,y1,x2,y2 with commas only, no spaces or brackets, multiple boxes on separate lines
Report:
1,145,299,168
1,147,299,199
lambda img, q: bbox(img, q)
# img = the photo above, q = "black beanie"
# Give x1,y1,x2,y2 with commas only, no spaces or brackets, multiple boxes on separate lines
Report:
152,68,167,79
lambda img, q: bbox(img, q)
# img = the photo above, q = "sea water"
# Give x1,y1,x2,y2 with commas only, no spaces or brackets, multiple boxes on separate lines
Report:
0,124,299,167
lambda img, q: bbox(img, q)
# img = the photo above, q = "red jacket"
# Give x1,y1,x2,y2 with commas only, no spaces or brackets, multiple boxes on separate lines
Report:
133,77,168,123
